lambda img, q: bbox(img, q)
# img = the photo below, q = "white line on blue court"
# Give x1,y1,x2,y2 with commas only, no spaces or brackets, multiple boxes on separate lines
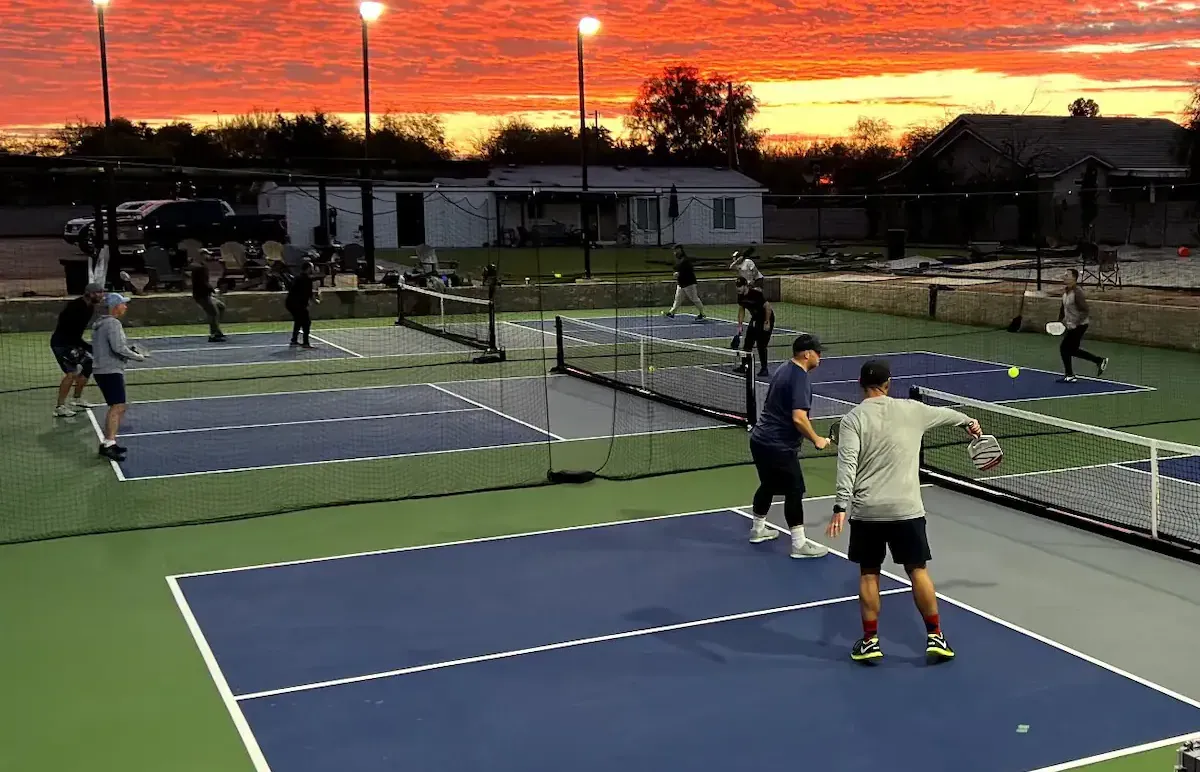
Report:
308,334,364,358
230,587,916,702
85,408,125,481
119,408,485,438
426,382,567,441
166,577,274,772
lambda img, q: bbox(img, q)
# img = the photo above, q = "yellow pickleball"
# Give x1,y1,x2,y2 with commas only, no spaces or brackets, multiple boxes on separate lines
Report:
648,366,656,373
1008,366,1020,378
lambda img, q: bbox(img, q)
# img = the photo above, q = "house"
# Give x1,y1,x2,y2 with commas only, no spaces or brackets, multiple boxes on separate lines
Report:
880,114,1194,245
257,165,765,249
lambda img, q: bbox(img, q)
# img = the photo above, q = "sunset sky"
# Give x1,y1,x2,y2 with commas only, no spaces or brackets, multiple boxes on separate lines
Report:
1,0,1197,151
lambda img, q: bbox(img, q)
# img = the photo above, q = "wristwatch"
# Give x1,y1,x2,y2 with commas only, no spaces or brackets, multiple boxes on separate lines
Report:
833,505,846,515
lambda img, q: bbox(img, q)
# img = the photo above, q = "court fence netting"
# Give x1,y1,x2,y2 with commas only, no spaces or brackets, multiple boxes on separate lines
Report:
3,171,1200,547
914,386,1200,554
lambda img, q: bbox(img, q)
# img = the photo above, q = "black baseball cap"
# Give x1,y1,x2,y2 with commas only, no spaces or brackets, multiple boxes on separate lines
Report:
859,359,891,388
792,334,823,354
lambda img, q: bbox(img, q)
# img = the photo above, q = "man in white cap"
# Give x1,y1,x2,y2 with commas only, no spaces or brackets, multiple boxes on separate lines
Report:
50,282,106,417
730,247,765,288
90,292,146,462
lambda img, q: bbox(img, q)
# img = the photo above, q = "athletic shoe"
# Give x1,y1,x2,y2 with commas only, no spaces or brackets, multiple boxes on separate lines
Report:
301,342,315,349
98,444,125,462
1097,358,1109,376
289,340,300,346
758,367,769,377
694,314,707,321
733,364,748,374
926,632,955,663
68,398,101,409
662,311,675,318
209,334,228,343
851,636,884,664
791,539,830,559
748,523,779,543
1057,376,1078,383
54,404,76,418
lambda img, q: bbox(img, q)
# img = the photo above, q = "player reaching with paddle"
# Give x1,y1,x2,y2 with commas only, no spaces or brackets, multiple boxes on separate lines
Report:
825,359,982,665
1056,269,1108,383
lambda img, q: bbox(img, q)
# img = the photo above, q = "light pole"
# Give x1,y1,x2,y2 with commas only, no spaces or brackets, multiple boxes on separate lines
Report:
92,0,120,287
359,1,383,283
577,16,599,279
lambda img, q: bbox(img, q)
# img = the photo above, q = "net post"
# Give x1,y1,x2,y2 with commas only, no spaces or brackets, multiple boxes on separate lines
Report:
745,349,757,427
639,337,646,390
551,316,566,373
1150,441,1160,540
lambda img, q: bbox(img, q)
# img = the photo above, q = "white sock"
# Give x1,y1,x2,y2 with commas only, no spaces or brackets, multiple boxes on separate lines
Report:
102,439,115,447
753,515,767,530
791,526,806,545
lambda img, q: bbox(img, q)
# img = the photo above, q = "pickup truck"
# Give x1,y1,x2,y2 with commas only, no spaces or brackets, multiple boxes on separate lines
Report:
72,198,288,268
62,200,151,252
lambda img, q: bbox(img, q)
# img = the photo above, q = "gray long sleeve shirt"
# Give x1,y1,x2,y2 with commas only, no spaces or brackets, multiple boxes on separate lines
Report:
834,396,974,521
91,315,145,375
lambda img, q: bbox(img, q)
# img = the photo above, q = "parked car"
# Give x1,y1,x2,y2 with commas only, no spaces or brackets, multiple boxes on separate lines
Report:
82,198,289,270
62,200,152,252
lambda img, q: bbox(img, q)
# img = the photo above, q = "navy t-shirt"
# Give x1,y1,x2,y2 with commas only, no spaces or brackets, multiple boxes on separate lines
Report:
749,361,812,451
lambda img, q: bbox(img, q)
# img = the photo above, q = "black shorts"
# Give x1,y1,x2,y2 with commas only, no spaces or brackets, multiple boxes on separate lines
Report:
749,440,805,497
51,344,93,377
93,373,127,406
848,517,931,570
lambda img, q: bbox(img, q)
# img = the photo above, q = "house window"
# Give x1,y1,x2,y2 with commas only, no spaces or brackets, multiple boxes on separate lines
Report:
712,197,736,230
632,197,659,232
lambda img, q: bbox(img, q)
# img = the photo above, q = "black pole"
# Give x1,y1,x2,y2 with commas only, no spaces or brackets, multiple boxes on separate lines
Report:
577,30,591,279
97,5,120,288
361,19,376,284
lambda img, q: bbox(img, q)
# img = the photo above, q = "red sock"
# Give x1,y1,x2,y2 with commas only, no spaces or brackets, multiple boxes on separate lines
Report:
862,618,878,639
923,614,940,635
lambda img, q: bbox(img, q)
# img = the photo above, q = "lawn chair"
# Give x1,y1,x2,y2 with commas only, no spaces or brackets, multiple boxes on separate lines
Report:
1080,242,1122,290
216,242,249,290
143,246,186,292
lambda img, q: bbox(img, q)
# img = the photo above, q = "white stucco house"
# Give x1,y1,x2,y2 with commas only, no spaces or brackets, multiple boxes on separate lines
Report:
258,164,765,249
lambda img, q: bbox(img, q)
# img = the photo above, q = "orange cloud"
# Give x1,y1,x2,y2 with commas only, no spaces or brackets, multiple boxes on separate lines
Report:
1,0,1196,147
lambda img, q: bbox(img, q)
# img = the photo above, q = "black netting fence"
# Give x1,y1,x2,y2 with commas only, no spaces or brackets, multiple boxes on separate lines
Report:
3,156,1200,544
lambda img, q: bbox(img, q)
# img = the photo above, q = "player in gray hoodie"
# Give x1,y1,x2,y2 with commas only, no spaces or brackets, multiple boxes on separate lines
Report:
91,293,146,462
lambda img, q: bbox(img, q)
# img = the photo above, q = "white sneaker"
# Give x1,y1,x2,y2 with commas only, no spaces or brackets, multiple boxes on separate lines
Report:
54,404,76,417
749,523,779,544
791,539,831,559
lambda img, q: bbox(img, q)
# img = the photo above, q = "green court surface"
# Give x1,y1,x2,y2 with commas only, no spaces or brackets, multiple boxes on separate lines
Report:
1,298,1197,771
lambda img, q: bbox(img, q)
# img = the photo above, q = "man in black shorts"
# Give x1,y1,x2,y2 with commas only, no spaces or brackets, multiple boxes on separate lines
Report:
733,277,774,377
825,359,983,664
50,282,105,418
746,334,831,559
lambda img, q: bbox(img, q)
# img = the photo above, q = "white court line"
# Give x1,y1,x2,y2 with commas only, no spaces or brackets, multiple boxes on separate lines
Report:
502,319,594,347
136,343,287,353
730,506,1200,715
308,334,364,358
166,577,273,772
117,423,733,482
427,382,566,442
130,374,558,405
1027,731,1200,772
166,496,835,578
119,408,483,438
232,588,915,702
85,407,126,482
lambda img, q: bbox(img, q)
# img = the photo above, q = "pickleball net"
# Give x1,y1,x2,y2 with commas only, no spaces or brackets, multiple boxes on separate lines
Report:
913,386,1200,552
553,315,757,426
396,283,505,362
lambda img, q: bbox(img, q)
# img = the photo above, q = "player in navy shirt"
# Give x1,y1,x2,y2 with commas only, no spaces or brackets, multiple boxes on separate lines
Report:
747,334,831,558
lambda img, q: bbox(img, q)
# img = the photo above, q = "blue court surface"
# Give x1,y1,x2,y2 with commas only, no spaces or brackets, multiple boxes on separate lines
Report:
125,332,360,368
98,383,557,480
169,509,1200,772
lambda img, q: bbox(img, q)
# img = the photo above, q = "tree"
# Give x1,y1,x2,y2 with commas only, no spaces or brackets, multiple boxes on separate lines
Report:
626,64,764,163
372,113,454,162
898,122,943,160
1068,98,1100,117
475,117,619,165
1184,85,1199,177
849,117,893,150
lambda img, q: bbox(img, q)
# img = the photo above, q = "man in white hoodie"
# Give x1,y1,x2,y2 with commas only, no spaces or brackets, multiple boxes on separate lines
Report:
90,293,146,462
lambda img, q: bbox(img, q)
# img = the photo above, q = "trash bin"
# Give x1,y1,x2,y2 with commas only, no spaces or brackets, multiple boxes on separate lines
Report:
60,258,90,295
886,229,907,261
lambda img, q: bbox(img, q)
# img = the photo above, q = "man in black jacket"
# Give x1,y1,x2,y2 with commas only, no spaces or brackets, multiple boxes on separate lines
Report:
191,261,227,343
50,282,105,417
663,245,706,320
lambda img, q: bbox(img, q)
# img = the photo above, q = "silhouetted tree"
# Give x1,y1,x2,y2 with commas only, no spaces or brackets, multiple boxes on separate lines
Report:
626,65,763,163
372,113,454,162
898,123,943,160
1184,86,1200,178
475,117,622,165
1068,98,1101,117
